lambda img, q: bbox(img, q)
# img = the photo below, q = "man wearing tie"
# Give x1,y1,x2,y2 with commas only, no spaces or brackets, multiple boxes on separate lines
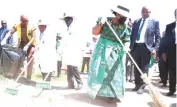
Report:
130,6,161,94
162,9,177,96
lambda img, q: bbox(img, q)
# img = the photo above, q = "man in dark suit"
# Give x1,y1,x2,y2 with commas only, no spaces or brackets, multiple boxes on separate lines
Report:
161,9,177,96
130,6,161,94
158,31,168,87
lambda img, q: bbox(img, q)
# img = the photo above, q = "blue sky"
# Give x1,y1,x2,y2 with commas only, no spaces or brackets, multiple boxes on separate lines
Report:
0,0,176,43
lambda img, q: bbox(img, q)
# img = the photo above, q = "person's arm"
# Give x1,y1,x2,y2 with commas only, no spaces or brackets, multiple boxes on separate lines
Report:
121,25,131,52
161,24,171,61
2,26,16,43
26,26,36,46
150,21,161,60
89,47,93,54
161,24,173,54
92,24,103,35
122,27,131,44
92,17,105,36
86,51,92,54
153,21,161,52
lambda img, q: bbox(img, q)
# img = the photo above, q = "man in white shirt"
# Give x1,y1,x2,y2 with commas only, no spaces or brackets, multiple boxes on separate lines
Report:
81,42,92,73
130,6,161,94
59,13,83,90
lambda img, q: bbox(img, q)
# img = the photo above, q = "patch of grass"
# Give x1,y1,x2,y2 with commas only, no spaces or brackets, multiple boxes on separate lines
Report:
31,63,86,83
31,71,67,82
0,74,5,80
0,73,10,81
33,72,42,79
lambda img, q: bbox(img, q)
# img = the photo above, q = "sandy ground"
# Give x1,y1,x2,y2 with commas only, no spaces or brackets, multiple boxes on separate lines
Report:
0,69,176,107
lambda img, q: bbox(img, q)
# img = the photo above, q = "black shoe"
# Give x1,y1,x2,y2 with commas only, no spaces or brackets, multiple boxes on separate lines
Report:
137,88,144,94
132,87,140,91
158,81,163,83
75,83,83,90
107,98,121,103
160,84,167,88
80,72,84,74
166,91,175,96
27,76,31,81
25,79,32,84
68,84,75,89
129,79,133,83
140,84,146,89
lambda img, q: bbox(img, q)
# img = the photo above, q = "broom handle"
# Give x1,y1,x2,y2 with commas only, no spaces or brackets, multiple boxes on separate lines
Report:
43,71,51,81
14,45,41,83
105,21,144,76
14,56,34,83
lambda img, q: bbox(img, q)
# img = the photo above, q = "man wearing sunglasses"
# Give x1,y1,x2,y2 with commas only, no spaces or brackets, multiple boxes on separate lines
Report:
2,14,36,82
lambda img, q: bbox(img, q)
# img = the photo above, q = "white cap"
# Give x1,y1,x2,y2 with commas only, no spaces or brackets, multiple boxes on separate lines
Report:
38,19,49,25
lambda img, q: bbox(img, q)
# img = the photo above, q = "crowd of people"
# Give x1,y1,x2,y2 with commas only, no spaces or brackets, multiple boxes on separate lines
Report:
0,4,176,104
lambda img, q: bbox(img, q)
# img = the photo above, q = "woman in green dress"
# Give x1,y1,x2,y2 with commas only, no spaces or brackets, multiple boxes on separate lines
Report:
88,5,130,103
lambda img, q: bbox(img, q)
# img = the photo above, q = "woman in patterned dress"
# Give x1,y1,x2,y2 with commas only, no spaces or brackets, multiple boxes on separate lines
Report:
88,5,130,103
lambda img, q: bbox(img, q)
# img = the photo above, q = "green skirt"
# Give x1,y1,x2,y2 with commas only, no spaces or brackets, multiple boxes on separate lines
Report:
88,37,125,100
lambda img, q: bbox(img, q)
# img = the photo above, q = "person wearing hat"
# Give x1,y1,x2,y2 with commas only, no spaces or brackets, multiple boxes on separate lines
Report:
36,19,57,81
130,6,161,94
59,12,83,90
2,14,36,82
88,5,130,102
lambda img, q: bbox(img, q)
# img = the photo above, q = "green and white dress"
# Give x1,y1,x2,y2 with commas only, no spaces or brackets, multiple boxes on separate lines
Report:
88,17,130,100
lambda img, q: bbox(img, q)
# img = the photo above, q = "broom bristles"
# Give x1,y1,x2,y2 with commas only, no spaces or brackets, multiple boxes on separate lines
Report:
142,74,167,107
147,84,168,107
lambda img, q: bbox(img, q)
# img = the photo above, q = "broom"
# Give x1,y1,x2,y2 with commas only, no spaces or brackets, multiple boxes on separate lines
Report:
35,70,52,89
105,20,167,107
5,56,34,95
34,50,53,97
33,71,52,98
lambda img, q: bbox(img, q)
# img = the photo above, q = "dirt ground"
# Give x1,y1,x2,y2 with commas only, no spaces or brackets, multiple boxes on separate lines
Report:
0,69,176,107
